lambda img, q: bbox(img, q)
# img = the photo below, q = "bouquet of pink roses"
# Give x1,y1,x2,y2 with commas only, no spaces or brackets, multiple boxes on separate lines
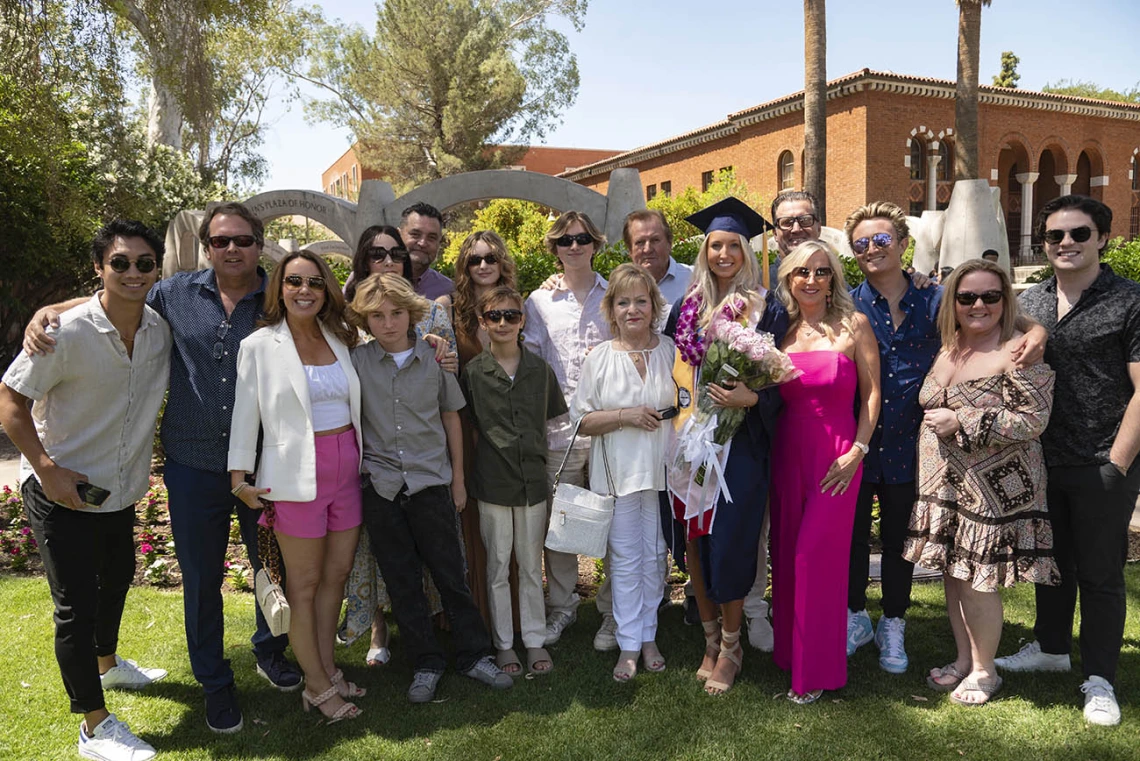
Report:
694,318,801,457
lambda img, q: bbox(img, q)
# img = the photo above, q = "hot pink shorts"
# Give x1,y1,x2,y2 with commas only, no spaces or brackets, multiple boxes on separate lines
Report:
259,428,363,538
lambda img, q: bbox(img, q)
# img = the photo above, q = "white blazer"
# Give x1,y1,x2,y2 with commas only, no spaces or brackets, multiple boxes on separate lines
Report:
227,320,362,502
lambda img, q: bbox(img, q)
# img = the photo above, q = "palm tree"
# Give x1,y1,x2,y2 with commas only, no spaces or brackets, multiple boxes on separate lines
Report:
954,0,990,181
803,0,826,219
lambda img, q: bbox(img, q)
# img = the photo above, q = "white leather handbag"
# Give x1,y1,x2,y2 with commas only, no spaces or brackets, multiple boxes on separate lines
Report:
544,419,616,559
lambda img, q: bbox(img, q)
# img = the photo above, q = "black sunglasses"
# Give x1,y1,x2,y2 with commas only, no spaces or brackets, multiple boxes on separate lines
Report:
468,253,499,267
212,320,231,361
852,232,894,255
955,290,1003,306
482,309,523,325
1043,226,1094,245
283,274,326,290
108,256,157,274
554,233,594,248
207,235,258,249
776,214,818,231
367,246,409,263
791,266,833,280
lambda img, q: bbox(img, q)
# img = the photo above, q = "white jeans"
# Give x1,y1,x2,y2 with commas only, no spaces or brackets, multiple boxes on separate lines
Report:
609,489,666,651
545,446,586,617
479,500,547,649
742,505,771,620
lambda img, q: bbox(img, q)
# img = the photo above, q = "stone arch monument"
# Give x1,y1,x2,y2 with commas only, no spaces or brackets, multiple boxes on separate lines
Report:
166,168,645,274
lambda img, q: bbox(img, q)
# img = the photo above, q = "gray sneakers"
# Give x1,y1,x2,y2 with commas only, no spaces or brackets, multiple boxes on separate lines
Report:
407,670,444,703
544,610,577,646
593,613,618,652
464,655,513,690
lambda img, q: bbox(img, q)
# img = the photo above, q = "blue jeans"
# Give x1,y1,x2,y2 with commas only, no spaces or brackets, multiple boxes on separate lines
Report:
165,459,286,693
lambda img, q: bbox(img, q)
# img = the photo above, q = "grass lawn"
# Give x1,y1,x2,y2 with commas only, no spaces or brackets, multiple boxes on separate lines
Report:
2,570,1140,761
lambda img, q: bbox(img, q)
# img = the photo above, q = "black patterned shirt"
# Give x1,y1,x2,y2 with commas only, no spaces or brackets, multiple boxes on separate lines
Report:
1018,264,1140,467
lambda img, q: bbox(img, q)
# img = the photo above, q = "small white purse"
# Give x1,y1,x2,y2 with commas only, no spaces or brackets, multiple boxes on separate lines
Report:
544,419,616,559
254,568,291,638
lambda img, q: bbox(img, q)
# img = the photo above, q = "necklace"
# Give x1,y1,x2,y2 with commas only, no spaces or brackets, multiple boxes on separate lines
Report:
800,319,828,337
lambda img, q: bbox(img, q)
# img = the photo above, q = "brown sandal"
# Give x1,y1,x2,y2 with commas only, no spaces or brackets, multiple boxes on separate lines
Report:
526,647,553,675
705,628,742,696
696,619,721,682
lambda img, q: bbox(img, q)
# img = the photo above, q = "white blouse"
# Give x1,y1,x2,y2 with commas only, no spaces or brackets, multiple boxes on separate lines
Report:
305,362,352,430
570,338,676,497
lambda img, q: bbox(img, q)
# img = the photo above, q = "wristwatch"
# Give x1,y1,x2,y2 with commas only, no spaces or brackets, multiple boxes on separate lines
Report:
851,441,870,456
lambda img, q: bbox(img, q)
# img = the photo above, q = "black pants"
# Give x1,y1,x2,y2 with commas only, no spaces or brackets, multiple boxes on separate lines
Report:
22,477,136,714
1034,463,1139,684
362,484,491,673
848,480,916,619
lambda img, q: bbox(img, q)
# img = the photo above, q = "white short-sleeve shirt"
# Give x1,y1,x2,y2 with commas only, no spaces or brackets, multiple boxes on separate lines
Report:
2,295,171,512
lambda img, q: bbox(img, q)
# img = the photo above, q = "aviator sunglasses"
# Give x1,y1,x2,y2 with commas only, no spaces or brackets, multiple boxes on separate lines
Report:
207,235,258,249
954,290,1003,306
283,274,326,290
554,232,594,248
851,232,894,255
107,256,157,274
482,309,523,325
791,266,833,280
1043,226,1094,245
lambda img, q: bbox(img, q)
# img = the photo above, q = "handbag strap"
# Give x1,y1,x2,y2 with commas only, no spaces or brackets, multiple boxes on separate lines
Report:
552,416,617,496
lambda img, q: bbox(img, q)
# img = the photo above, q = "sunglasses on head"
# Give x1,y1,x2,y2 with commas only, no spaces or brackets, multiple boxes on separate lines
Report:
955,290,1003,306
776,214,818,231
851,232,894,255
107,256,157,274
207,235,258,249
791,266,832,280
554,232,594,248
367,246,408,263
482,309,523,325
283,274,326,290
1043,226,1094,245
467,253,499,267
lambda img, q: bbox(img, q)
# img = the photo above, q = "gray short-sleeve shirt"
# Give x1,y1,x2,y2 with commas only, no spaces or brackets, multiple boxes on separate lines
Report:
352,339,466,499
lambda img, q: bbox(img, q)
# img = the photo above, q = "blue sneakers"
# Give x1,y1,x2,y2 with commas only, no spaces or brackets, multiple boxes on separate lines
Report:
874,616,908,673
846,609,874,657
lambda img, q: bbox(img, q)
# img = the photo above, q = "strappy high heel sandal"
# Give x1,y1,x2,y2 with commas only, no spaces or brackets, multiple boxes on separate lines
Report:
329,669,366,698
705,628,742,696
696,619,721,682
302,683,362,724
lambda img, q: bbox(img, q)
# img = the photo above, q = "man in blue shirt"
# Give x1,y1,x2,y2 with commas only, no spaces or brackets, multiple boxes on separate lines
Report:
25,202,303,734
844,201,1045,675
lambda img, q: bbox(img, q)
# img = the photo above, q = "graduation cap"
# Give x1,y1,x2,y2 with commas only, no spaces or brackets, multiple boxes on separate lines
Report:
685,196,773,238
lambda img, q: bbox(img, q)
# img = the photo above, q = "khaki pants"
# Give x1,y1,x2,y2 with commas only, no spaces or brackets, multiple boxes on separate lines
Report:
479,500,547,650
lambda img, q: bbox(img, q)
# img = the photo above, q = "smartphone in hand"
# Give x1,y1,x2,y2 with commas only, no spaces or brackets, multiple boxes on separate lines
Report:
76,483,111,507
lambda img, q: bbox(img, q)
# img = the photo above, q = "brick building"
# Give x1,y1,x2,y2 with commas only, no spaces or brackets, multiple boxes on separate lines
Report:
560,69,1140,261
320,144,622,200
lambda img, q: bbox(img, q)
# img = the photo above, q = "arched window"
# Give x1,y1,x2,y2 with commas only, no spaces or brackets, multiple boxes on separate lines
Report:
939,141,955,182
910,140,926,181
778,151,795,190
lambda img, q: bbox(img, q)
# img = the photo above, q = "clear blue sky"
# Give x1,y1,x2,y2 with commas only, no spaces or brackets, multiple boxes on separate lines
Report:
260,0,1140,192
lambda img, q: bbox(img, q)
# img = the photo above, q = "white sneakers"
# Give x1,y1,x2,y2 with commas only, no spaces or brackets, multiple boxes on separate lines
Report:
543,610,577,646
593,613,618,652
873,616,908,674
993,641,1071,672
747,615,774,652
1081,676,1121,727
78,714,155,761
100,656,168,690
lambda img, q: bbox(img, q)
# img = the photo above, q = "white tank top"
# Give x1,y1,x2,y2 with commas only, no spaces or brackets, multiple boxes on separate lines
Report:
304,363,351,430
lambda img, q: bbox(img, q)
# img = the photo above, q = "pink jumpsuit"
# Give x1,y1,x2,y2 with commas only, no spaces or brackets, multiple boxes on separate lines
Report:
771,351,861,694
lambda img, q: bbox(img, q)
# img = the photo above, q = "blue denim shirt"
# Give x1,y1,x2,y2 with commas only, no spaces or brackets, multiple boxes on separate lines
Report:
147,268,267,473
851,274,942,484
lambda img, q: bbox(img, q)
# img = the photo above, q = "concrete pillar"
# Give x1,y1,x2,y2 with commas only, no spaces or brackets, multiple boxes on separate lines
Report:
1016,172,1039,259
926,155,942,211
1055,173,1078,196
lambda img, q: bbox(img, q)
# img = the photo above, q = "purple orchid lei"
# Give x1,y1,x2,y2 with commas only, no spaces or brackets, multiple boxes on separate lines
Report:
674,290,746,366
